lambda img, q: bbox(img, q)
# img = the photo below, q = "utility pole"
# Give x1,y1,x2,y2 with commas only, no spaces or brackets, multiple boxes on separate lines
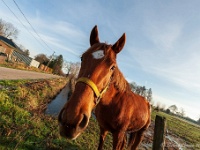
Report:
46,51,55,67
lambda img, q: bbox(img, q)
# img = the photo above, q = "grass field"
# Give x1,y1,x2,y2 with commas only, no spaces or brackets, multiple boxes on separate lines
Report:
152,110,200,147
0,78,112,150
0,79,200,149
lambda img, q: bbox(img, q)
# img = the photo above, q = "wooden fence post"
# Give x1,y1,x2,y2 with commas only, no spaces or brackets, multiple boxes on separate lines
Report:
153,115,166,150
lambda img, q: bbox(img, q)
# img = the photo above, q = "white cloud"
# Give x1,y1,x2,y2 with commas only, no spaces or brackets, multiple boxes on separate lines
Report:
143,21,183,51
135,52,200,95
52,21,87,39
127,18,200,94
29,16,87,40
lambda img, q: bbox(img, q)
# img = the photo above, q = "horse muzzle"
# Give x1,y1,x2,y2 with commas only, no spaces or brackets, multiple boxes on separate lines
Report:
58,108,89,140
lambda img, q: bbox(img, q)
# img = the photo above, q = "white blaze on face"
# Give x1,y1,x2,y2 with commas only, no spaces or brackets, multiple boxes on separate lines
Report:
92,50,104,59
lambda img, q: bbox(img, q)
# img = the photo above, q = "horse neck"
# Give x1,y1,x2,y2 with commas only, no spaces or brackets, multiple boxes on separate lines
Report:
100,69,129,105
113,68,129,91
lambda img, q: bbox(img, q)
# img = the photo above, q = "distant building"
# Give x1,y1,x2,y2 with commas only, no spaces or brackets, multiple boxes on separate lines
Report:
0,36,40,68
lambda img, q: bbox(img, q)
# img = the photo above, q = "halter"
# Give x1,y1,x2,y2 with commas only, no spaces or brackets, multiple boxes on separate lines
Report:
76,77,109,105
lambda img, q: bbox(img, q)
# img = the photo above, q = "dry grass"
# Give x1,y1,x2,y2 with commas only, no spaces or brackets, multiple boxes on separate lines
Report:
0,61,52,73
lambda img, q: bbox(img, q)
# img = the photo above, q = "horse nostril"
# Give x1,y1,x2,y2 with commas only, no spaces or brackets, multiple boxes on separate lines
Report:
79,114,88,129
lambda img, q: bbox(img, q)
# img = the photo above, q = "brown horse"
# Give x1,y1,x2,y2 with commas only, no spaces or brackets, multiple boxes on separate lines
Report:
58,26,151,150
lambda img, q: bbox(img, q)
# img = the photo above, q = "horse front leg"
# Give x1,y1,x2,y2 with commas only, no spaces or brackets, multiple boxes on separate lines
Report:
98,127,108,150
112,131,126,150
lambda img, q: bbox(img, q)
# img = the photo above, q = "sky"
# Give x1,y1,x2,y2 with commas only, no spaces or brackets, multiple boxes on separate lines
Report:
0,0,200,120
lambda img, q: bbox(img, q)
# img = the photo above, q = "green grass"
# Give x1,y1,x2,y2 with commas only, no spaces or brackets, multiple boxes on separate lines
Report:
152,110,200,146
0,80,27,87
0,78,112,150
0,79,199,149
0,79,65,149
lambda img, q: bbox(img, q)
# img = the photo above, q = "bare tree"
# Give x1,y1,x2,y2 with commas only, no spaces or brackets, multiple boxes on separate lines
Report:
0,19,19,39
160,103,166,111
19,44,25,51
147,88,152,102
129,82,153,102
134,85,146,97
166,109,171,114
51,54,64,75
129,82,137,93
18,44,30,56
180,108,185,117
168,105,178,114
34,54,49,65
23,49,30,56
140,86,147,97
70,62,80,77
150,100,155,107
63,61,73,75
155,102,161,112
63,61,80,77
197,116,200,125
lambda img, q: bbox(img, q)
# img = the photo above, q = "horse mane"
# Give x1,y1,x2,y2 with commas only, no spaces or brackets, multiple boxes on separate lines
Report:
112,67,131,92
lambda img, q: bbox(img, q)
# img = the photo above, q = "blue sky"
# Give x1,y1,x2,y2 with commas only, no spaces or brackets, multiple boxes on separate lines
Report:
0,0,200,120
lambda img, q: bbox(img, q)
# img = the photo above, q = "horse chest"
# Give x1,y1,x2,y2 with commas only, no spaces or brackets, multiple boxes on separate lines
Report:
95,102,128,131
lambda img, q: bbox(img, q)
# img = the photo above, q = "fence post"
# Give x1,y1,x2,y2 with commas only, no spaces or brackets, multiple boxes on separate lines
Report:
153,115,166,150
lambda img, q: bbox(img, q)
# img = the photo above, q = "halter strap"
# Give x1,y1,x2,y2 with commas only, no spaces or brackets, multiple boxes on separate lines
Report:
76,77,109,104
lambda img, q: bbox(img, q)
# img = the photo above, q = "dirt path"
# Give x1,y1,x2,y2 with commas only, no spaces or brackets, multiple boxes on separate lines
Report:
0,67,61,80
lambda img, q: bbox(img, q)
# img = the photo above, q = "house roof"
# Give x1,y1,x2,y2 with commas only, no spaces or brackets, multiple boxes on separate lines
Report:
0,35,35,66
12,50,32,65
0,36,24,54
0,36,17,49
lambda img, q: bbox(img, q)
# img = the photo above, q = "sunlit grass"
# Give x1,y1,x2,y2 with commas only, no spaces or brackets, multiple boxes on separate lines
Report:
0,78,113,150
1,79,199,149
0,78,68,149
152,110,200,145
0,61,51,73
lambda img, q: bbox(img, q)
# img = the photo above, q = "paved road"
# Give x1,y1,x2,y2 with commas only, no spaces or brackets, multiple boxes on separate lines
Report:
0,67,61,80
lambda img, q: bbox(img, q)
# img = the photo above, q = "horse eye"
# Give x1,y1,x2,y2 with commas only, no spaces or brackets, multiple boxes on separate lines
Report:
81,57,83,61
110,66,116,71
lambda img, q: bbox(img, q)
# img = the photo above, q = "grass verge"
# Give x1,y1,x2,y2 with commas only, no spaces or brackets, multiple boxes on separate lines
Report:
0,61,51,73
0,78,112,150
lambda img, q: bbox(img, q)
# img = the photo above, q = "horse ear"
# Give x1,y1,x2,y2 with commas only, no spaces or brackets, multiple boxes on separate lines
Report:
112,33,126,54
90,25,100,46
